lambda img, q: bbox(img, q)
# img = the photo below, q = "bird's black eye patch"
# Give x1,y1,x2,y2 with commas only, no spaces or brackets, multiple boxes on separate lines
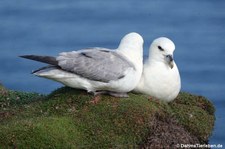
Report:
158,46,164,51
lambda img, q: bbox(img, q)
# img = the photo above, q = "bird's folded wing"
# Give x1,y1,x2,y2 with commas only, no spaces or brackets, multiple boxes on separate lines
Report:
57,48,134,82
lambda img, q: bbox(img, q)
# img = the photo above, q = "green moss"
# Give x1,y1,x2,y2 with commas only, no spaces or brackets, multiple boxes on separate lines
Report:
0,85,45,124
0,116,85,148
169,92,215,143
172,92,215,115
0,87,215,148
0,88,44,108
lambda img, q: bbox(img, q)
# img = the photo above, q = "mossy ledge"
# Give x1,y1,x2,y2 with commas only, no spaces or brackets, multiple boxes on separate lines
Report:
0,85,215,148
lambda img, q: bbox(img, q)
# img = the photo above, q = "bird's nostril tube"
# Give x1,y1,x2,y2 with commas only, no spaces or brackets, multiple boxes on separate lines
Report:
166,55,173,61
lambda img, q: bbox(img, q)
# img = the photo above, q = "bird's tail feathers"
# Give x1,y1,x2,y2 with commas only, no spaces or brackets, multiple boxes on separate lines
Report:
19,55,58,65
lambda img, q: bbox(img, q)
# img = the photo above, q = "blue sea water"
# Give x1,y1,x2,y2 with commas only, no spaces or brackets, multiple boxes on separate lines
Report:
0,0,224,145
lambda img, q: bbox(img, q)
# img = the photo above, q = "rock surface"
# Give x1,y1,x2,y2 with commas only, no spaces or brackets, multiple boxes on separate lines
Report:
0,85,215,148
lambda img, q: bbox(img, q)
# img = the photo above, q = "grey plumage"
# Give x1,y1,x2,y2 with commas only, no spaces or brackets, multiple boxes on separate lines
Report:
19,32,144,97
20,48,135,83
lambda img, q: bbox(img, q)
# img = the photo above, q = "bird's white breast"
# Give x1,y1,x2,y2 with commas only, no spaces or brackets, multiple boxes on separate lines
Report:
135,61,181,102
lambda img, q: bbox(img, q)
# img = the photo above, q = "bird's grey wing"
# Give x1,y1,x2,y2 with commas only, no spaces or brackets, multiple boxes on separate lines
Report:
57,48,134,82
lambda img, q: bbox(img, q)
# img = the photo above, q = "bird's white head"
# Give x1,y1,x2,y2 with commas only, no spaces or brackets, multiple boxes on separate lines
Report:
118,32,144,64
148,37,175,69
118,32,144,50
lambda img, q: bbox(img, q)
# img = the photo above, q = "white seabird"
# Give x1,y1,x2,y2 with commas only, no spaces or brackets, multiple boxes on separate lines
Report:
20,32,144,97
133,37,181,102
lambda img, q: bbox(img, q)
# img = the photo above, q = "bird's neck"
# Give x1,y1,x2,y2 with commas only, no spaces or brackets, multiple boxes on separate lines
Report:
117,43,143,65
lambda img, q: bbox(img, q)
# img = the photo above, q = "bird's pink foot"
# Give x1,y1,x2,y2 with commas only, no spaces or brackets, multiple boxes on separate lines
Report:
89,95,101,104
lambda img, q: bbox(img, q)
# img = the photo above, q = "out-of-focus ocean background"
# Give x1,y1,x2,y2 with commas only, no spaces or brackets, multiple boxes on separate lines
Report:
0,0,224,145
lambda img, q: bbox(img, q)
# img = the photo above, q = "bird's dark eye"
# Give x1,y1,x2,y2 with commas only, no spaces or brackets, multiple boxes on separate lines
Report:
158,46,164,51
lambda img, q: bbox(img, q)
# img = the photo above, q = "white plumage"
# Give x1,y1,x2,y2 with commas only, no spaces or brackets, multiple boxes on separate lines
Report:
134,37,181,102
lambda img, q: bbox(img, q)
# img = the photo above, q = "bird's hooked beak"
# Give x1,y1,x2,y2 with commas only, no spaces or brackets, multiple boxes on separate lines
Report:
165,54,174,69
